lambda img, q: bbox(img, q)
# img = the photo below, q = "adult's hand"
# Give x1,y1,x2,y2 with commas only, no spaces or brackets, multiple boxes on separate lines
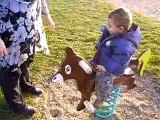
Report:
0,38,7,56
45,14,56,30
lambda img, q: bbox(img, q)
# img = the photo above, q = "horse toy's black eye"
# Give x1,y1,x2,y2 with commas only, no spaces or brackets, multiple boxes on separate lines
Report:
65,64,72,74
66,67,70,71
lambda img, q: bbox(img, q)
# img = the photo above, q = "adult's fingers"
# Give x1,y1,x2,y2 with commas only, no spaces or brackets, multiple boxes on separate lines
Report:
0,51,4,56
0,47,7,56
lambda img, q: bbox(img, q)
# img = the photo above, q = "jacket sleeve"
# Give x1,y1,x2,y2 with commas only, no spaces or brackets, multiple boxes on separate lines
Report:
104,45,131,74
95,25,109,49
41,0,50,15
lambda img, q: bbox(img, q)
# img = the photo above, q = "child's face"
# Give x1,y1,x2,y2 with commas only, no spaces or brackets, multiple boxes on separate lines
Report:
107,18,124,35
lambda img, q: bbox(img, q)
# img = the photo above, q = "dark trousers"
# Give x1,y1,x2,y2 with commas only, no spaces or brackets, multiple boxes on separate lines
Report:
0,61,34,113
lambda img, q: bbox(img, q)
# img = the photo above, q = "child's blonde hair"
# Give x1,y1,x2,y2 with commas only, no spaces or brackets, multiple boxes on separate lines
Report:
108,7,132,30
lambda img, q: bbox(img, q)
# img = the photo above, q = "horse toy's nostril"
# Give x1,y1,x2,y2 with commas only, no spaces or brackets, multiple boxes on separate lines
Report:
51,73,64,83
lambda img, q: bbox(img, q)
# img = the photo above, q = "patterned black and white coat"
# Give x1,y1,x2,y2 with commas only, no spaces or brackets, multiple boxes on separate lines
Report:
0,0,49,70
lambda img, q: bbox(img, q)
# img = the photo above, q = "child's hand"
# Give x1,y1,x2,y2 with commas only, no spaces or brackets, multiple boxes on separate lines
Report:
96,65,106,72
45,14,55,30
0,38,7,56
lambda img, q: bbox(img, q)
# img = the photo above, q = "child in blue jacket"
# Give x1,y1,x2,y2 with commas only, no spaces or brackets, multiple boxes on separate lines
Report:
92,7,141,120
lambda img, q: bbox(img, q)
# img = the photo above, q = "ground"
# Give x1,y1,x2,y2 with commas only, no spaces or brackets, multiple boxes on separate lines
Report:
110,0,160,20
0,0,160,120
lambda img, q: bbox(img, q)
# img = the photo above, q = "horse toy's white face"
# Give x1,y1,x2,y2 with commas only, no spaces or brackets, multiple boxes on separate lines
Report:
51,47,93,83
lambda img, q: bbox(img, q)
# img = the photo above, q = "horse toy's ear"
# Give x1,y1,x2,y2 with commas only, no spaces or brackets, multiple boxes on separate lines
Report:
65,47,76,57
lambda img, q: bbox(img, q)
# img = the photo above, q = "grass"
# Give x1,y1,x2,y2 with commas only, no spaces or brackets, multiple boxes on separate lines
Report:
0,0,160,119
133,13,160,77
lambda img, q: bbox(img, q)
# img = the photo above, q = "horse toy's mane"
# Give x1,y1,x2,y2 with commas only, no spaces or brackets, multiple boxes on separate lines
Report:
51,47,151,111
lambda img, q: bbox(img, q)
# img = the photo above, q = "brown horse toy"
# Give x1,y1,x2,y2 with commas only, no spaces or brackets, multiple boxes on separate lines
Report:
50,47,151,111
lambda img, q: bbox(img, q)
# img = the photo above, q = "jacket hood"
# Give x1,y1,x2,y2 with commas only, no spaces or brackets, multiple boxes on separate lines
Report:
123,23,141,48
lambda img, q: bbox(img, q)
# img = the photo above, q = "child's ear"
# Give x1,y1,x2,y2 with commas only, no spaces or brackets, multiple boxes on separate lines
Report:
65,47,76,57
119,26,125,32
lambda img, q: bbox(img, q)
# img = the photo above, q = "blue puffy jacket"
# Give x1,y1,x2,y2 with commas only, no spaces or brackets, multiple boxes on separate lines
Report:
93,24,141,75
